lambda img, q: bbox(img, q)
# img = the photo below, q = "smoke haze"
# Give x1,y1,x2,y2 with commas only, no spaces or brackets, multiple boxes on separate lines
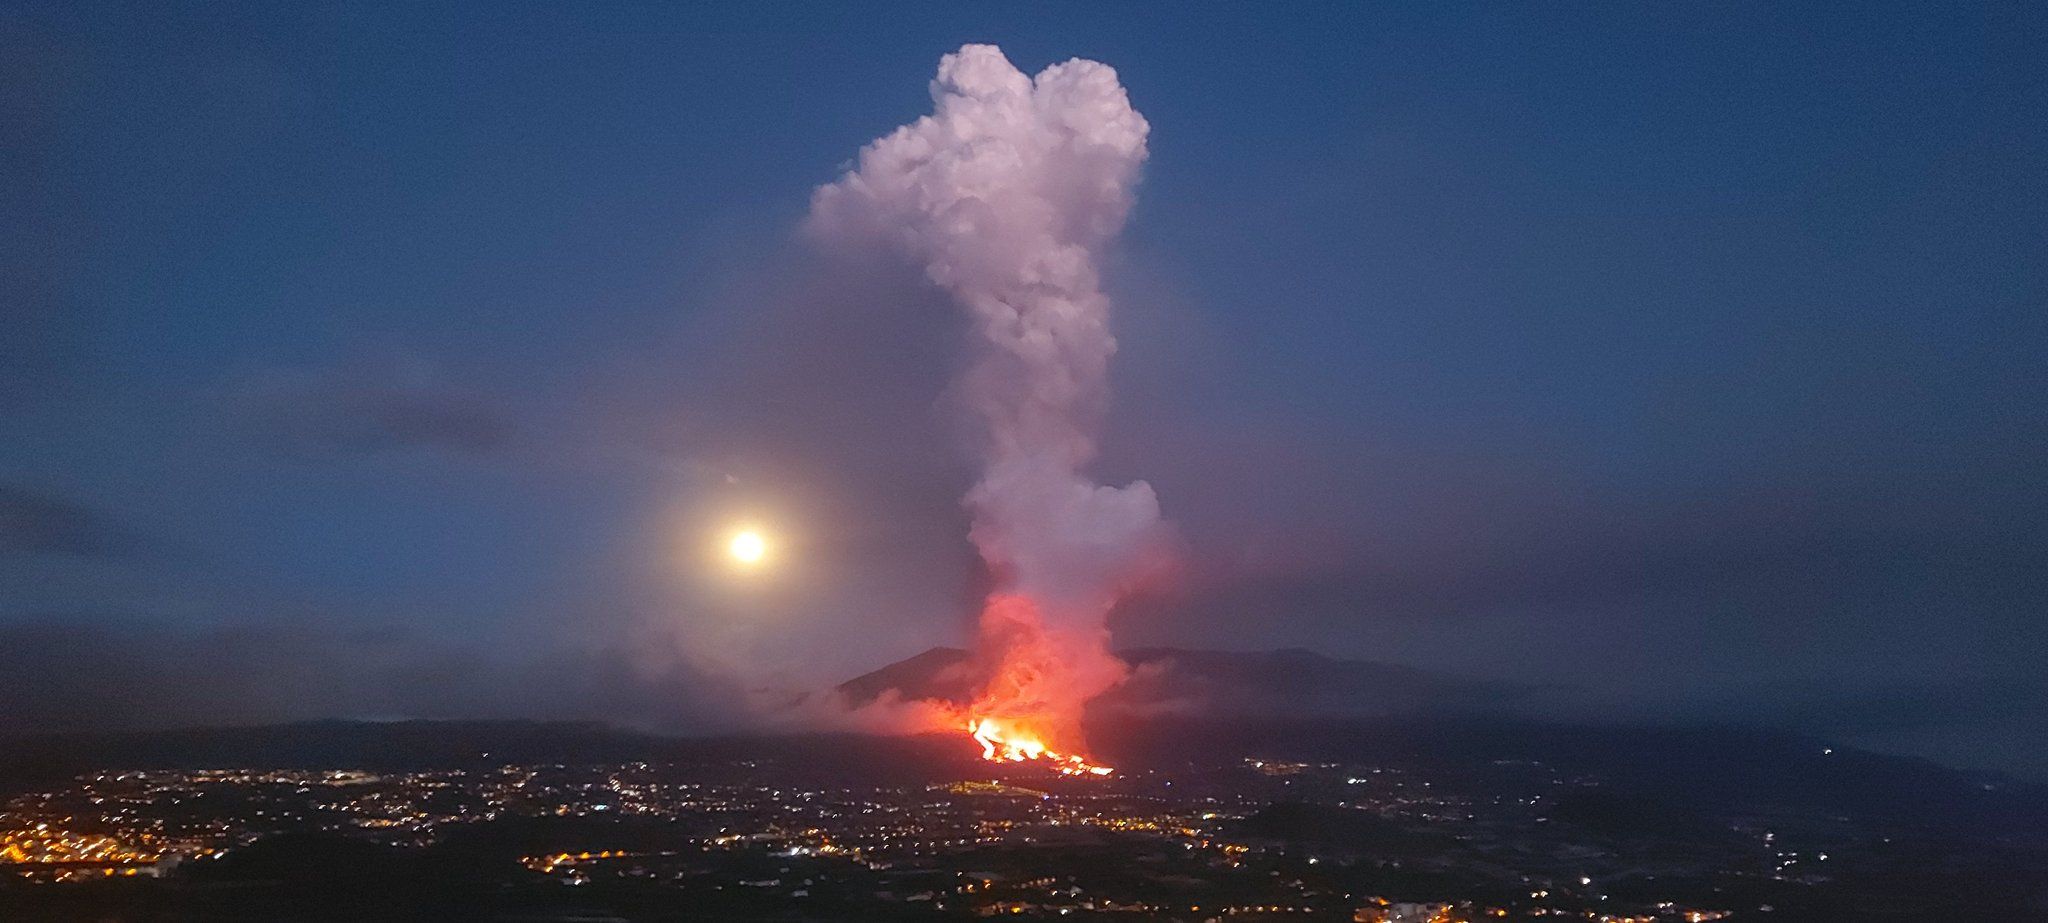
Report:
7,5,2046,781
809,45,1169,751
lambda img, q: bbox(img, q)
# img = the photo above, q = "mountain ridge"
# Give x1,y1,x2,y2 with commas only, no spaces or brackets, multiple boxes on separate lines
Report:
836,644,1542,717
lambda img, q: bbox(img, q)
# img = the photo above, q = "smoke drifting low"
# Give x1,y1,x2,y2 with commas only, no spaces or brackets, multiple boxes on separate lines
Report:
809,45,1169,754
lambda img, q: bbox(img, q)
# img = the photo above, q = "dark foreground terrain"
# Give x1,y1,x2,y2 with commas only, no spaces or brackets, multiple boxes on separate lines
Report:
3,712,2046,922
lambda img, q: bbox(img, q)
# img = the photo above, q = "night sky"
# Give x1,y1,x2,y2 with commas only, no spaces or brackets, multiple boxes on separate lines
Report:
5,3,2045,777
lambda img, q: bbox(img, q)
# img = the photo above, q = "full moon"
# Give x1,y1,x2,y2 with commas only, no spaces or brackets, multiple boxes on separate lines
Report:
728,529,768,565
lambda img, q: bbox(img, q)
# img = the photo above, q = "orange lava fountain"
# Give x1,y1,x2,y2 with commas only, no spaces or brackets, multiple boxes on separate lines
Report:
953,593,1124,777
809,46,1162,784
968,717,1113,776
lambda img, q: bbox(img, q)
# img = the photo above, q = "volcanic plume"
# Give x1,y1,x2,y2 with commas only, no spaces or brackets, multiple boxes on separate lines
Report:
809,45,1167,770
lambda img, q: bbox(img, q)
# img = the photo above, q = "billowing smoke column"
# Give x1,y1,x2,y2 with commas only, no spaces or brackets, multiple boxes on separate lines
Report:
809,45,1166,767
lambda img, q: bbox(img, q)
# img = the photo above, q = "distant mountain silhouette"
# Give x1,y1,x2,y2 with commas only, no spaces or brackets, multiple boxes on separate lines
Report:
837,645,1539,717
4,713,2044,839
834,647,2048,834
838,645,982,706
3,647,2042,844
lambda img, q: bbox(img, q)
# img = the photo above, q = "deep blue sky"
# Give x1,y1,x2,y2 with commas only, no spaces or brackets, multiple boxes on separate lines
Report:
4,2,2045,776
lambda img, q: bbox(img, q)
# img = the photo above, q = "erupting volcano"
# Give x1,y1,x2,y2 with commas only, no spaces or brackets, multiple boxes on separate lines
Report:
811,45,1166,774
969,717,1113,777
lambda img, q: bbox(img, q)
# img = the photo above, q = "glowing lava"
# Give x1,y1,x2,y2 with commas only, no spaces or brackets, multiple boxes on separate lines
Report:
813,46,1164,783
946,593,1126,778
967,717,1113,777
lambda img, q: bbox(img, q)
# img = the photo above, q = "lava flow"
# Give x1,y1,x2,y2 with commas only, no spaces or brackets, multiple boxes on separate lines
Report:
812,46,1162,784
967,718,1113,777
950,593,1127,778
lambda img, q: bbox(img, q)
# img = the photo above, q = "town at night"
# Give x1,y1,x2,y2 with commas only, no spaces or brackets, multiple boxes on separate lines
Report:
7,1,2046,920
4,712,2045,920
